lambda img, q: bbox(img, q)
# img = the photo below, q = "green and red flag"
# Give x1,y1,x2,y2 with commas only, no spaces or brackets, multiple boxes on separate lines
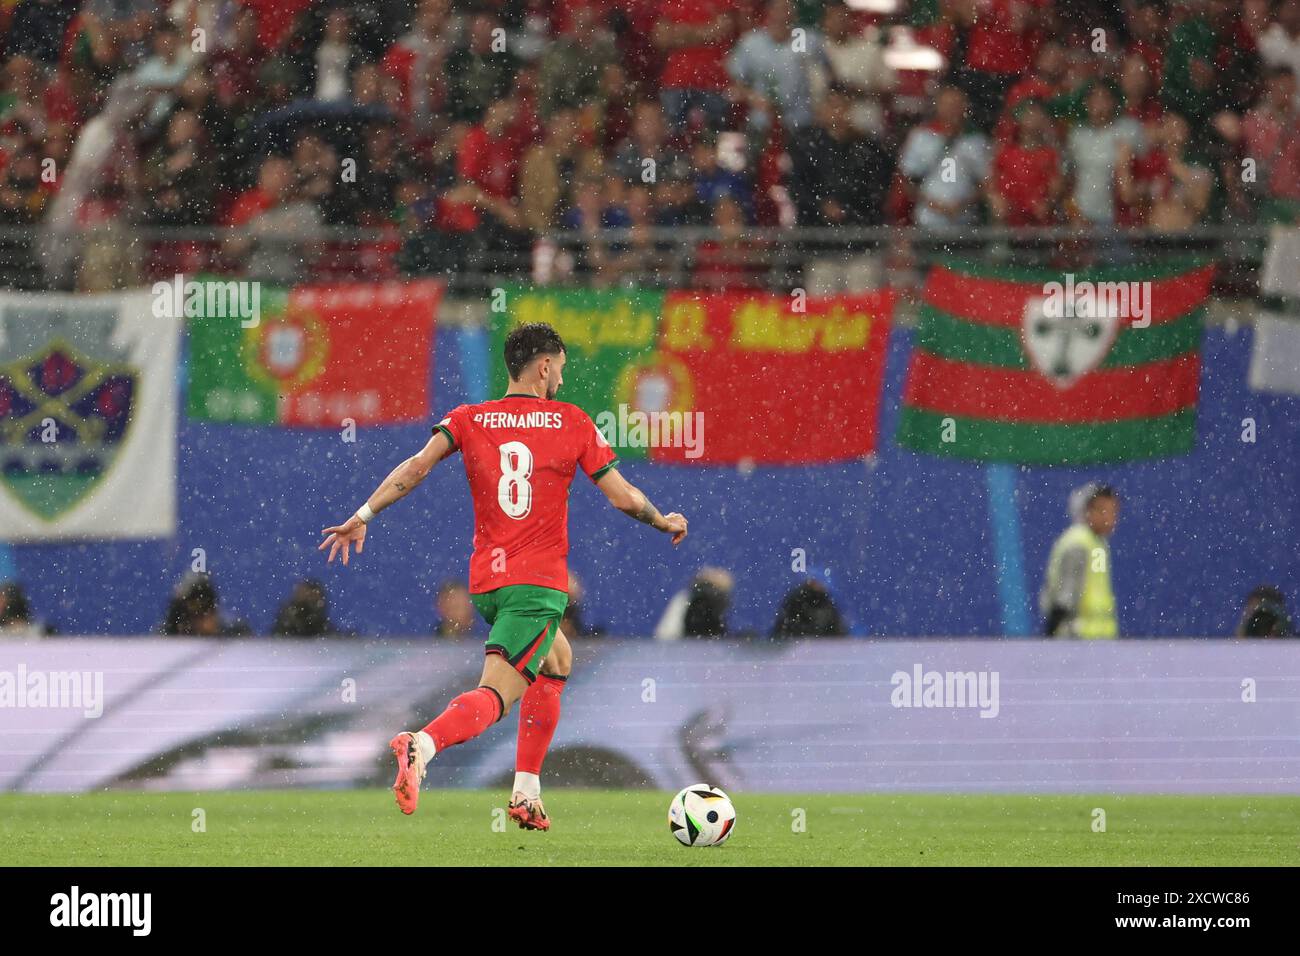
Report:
492,286,894,465
896,259,1214,464
187,279,443,426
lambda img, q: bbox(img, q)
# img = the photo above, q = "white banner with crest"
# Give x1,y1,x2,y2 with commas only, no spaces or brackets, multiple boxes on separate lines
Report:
0,290,177,541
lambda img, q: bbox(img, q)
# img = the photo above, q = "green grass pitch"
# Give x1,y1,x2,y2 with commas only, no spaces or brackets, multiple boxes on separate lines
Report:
2,791,1297,866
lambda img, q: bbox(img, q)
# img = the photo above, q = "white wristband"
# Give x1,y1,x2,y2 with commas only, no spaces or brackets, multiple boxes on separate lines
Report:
356,503,375,524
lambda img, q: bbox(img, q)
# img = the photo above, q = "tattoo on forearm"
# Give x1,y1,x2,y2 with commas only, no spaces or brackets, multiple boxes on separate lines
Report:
633,496,663,527
394,481,408,492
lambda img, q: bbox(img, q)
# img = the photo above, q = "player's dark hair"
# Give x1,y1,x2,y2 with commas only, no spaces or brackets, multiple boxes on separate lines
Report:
504,323,566,380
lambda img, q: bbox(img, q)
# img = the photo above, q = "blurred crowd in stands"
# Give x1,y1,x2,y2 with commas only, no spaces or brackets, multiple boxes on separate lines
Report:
0,0,1297,290
0,571,1292,638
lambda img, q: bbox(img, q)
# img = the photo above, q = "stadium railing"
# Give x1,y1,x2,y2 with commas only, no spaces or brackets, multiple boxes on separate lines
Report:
0,223,1272,298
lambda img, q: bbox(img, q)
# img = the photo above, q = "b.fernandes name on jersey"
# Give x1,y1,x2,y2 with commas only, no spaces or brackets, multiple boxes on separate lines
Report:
472,410,564,430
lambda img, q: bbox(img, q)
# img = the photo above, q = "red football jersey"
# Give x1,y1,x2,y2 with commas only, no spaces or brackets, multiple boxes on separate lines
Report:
435,394,618,594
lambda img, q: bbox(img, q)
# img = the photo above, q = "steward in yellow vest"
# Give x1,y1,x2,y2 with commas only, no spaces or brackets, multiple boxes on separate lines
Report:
1040,484,1119,638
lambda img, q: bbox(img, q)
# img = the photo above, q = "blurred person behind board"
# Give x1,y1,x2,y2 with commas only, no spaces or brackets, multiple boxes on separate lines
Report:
434,580,476,637
1235,585,1294,637
771,572,846,638
1040,483,1120,639
272,579,341,637
656,567,734,639
0,582,46,638
684,576,731,637
160,572,250,637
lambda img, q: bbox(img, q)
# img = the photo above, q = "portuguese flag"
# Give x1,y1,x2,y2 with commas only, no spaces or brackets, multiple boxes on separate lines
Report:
897,259,1214,464
493,286,894,464
188,279,442,426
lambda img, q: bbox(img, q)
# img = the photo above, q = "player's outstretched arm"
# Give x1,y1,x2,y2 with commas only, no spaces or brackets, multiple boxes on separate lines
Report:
319,431,454,565
595,468,688,546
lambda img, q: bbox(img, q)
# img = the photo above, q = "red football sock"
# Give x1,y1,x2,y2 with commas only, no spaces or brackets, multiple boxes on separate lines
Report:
422,686,503,752
515,674,567,775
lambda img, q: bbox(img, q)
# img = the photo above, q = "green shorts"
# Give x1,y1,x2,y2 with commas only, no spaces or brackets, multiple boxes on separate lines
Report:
472,584,568,682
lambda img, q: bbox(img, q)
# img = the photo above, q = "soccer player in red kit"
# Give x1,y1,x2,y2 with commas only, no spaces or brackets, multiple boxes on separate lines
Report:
319,323,688,828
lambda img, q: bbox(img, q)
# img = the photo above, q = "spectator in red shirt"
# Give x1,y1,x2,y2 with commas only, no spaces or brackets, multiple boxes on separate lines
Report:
501,65,542,154
549,0,616,36
1115,132,1165,228
434,98,525,245
986,98,1062,226
616,0,667,94
210,7,265,113
653,0,737,132
457,98,521,203
241,0,314,54
955,0,1050,131
996,40,1068,143
41,65,82,131
221,154,325,283
1117,112,1212,231
225,156,294,228
1127,2,1168,84
966,0,1047,75
1239,67,1300,222
1118,52,1164,128
382,0,457,133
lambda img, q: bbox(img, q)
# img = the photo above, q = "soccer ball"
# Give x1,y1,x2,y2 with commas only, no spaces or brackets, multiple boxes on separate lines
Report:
668,784,737,847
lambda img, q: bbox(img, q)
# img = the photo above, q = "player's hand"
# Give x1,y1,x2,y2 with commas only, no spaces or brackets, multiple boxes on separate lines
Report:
662,512,688,546
319,517,367,566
